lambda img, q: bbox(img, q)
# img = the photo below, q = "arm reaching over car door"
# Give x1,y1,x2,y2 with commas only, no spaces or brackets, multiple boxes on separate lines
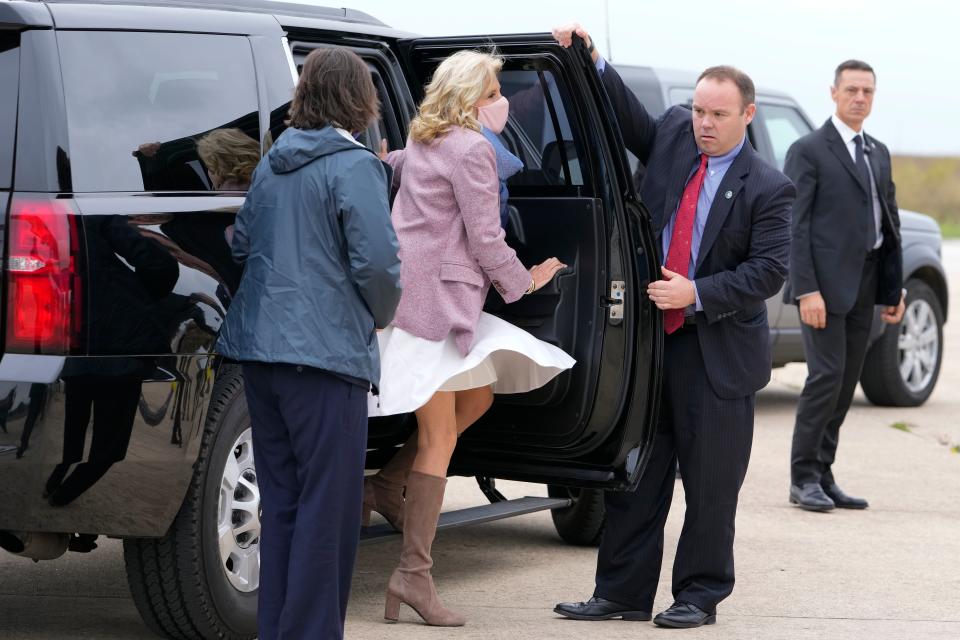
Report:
551,24,794,626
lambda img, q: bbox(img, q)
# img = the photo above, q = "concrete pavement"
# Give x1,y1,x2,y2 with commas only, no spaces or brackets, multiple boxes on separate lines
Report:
344,241,960,639
1,241,957,640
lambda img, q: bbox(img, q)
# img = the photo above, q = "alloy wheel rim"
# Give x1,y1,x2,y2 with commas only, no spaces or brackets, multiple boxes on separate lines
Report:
897,298,939,394
217,427,260,592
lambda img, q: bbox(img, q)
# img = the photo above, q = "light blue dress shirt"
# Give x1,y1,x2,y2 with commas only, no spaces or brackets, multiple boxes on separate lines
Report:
595,55,744,313
662,140,745,311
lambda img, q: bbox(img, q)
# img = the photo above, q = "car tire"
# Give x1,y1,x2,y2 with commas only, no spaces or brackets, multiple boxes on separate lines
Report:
547,484,605,547
860,278,944,407
123,365,258,640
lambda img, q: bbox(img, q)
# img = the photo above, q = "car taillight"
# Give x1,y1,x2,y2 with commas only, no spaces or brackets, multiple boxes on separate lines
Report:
5,199,82,354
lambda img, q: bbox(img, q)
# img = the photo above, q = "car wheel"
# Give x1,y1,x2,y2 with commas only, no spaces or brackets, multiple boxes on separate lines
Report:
547,484,605,546
123,365,258,639
860,279,944,407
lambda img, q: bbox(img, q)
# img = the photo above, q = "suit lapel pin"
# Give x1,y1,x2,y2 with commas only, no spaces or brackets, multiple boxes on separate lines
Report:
724,190,733,199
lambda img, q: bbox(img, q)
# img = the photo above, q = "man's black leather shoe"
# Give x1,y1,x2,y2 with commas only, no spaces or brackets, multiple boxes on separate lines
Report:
653,602,716,628
789,483,835,511
554,596,651,621
822,483,869,509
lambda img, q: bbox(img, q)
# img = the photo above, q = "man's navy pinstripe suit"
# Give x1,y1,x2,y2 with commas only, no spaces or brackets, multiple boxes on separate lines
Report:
592,63,796,613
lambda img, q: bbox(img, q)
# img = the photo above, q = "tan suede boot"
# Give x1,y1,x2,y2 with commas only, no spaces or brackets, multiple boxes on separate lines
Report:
362,432,418,531
384,471,466,626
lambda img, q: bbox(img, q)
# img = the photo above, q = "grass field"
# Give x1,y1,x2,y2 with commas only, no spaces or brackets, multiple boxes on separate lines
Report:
892,156,960,237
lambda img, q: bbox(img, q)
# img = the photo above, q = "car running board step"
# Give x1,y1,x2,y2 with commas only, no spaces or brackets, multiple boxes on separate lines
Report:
360,495,571,544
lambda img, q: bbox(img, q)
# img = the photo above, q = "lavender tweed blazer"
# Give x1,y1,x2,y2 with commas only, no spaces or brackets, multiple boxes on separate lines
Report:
385,126,531,356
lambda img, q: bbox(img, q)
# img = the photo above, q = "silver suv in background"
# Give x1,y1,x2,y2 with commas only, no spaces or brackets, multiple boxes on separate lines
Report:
617,65,948,407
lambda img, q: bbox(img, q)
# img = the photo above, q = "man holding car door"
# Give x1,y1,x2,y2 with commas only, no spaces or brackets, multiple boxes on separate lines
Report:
551,23,795,629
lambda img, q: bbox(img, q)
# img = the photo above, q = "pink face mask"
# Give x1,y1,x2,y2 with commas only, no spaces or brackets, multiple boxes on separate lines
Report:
476,96,509,134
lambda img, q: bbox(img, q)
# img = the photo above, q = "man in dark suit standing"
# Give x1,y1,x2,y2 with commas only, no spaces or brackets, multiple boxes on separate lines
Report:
784,60,905,512
551,24,795,628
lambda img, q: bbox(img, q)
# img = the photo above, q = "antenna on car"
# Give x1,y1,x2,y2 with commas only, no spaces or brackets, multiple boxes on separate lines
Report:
603,0,613,62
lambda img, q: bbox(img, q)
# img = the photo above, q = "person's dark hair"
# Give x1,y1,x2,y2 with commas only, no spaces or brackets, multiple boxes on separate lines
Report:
834,59,875,87
696,65,756,111
287,47,379,131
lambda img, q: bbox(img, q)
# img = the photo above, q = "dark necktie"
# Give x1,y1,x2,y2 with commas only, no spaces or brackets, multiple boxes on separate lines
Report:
853,134,877,249
663,154,708,334
853,134,871,188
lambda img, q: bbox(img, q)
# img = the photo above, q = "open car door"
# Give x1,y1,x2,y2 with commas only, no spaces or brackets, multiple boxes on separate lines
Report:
392,34,662,492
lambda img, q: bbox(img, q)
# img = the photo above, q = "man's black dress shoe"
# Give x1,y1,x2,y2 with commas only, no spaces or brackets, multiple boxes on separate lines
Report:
789,483,835,511
554,596,651,621
653,601,716,628
822,483,869,509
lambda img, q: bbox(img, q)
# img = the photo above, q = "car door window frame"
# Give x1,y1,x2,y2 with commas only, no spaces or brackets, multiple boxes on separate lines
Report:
287,41,411,155
498,59,591,193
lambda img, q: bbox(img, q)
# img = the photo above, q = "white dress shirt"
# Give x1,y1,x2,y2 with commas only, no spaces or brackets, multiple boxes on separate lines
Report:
830,114,884,250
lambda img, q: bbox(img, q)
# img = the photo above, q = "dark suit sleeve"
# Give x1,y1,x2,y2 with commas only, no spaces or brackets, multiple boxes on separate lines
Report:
783,140,820,299
599,63,657,165
695,179,795,323
884,147,901,237
880,145,904,301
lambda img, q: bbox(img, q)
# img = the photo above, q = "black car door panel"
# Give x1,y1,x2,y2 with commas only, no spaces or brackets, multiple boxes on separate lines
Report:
392,35,661,489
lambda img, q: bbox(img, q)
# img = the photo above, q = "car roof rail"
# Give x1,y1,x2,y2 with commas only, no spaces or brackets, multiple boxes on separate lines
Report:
37,0,387,26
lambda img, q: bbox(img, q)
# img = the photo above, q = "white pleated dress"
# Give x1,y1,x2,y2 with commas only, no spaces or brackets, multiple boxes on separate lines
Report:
368,311,576,417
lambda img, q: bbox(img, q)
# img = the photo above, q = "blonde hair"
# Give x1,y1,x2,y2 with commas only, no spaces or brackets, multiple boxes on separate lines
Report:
197,128,262,186
409,50,503,144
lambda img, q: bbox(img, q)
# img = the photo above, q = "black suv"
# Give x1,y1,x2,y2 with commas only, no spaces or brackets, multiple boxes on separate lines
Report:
0,1,663,638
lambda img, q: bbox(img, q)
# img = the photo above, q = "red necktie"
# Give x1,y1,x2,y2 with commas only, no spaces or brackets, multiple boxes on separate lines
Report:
663,154,708,335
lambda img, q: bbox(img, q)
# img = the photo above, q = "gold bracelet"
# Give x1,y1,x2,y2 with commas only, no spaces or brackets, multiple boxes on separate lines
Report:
525,278,536,295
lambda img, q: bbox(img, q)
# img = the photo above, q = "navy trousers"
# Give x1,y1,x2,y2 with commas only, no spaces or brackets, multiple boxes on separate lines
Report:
594,329,755,614
242,363,367,640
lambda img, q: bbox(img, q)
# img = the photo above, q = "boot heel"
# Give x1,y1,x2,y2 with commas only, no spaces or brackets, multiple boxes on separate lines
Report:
384,592,401,622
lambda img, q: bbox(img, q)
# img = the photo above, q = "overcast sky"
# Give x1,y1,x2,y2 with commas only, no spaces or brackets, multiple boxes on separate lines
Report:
281,0,956,156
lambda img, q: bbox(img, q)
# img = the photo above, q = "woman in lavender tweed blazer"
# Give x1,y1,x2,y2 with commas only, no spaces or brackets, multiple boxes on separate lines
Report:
385,124,530,355
363,50,573,627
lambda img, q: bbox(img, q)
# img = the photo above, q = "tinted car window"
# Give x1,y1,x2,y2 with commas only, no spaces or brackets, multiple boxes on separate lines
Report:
760,103,812,170
287,49,403,158
499,67,584,188
0,32,19,190
58,32,260,192
357,66,405,152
